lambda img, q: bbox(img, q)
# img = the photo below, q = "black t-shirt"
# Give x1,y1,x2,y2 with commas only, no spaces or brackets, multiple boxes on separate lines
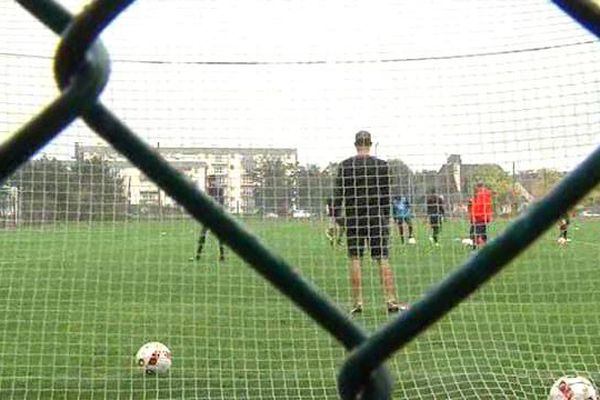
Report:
333,155,390,219
426,194,444,217
325,198,337,218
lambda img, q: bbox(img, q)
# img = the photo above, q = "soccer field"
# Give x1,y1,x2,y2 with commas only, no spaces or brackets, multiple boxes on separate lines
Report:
0,217,598,399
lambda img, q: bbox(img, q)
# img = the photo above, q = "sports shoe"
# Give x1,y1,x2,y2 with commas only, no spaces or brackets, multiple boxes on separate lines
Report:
387,301,410,314
326,229,334,246
350,303,363,315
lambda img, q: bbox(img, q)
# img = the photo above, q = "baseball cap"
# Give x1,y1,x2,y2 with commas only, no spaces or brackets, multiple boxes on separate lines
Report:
354,130,372,146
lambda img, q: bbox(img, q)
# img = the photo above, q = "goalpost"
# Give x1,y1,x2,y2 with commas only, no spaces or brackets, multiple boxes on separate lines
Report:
0,185,20,228
1,0,600,399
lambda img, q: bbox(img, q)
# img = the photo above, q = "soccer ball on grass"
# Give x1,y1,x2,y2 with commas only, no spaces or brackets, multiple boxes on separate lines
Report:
461,238,474,247
549,376,598,400
135,342,172,375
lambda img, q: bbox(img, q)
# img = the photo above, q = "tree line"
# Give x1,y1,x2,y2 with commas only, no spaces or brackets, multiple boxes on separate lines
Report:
250,157,600,217
3,156,597,224
6,156,128,224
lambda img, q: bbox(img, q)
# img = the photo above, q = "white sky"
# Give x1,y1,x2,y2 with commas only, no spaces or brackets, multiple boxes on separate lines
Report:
1,0,599,172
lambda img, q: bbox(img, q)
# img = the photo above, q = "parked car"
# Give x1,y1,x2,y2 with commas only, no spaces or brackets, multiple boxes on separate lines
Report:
292,209,311,219
580,209,600,217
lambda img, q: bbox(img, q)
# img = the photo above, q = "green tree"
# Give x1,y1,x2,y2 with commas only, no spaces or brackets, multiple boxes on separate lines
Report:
8,156,127,224
537,169,565,197
388,158,414,198
412,170,437,214
9,157,70,223
464,165,513,212
293,164,326,215
250,157,295,216
68,157,128,221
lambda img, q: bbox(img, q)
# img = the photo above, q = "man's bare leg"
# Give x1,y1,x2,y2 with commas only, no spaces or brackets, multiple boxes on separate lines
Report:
378,258,396,303
378,258,408,313
350,257,363,314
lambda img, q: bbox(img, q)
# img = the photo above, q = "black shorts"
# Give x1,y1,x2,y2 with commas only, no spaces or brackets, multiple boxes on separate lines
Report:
394,216,412,225
429,215,442,227
474,223,487,236
346,216,389,259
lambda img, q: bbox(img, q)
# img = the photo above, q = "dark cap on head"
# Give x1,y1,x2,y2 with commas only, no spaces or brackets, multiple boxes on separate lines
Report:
354,130,372,146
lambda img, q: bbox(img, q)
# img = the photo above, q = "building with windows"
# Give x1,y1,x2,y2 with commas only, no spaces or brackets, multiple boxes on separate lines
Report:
74,144,298,215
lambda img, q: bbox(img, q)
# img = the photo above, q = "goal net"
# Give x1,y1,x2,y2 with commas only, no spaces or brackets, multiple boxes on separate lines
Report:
1,0,600,398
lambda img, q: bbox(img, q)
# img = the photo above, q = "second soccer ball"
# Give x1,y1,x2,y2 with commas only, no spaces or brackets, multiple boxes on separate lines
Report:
548,376,598,400
461,238,473,247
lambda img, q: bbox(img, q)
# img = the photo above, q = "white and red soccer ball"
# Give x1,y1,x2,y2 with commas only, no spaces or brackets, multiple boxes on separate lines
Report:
135,342,172,374
549,376,598,400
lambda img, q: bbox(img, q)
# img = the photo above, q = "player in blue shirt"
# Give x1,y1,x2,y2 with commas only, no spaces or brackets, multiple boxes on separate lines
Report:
392,196,415,244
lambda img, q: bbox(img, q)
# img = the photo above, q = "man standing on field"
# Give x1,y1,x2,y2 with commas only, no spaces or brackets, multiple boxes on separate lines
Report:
426,189,445,246
392,195,415,244
470,182,493,249
333,131,407,315
325,197,345,246
194,175,226,262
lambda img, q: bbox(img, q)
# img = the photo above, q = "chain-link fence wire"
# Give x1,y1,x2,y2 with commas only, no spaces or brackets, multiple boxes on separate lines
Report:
2,0,599,399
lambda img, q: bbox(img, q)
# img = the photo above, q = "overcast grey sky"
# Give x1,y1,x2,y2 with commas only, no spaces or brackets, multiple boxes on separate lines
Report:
1,0,599,172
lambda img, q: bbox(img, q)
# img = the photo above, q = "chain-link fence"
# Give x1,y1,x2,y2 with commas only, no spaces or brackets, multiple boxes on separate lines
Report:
2,0,600,398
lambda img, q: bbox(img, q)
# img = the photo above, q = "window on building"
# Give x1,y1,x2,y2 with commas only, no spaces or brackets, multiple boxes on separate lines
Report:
242,175,253,186
140,190,159,205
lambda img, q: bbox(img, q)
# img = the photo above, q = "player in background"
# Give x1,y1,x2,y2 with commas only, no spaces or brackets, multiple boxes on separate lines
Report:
557,212,570,245
392,195,415,244
426,190,445,246
467,198,475,246
470,182,493,249
333,130,407,315
325,197,345,246
194,175,226,262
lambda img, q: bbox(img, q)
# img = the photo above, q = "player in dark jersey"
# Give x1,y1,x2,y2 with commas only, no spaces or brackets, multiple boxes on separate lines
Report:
558,212,570,245
426,190,445,246
333,131,408,315
194,175,226,262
